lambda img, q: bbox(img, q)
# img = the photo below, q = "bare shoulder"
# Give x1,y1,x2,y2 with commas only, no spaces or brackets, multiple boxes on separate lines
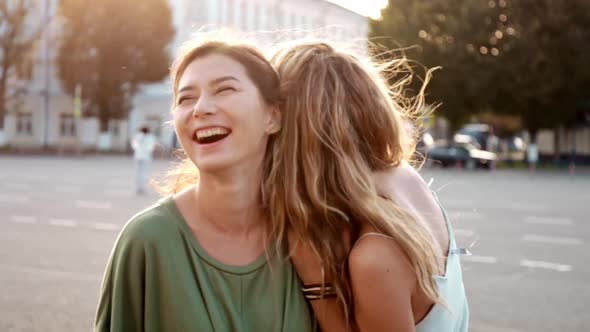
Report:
348,233,416,288
372,161,450,265
373,161,431,201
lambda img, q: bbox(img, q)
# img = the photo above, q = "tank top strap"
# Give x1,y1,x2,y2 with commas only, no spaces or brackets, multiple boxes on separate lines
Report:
429,191,457,250
430,191,471,256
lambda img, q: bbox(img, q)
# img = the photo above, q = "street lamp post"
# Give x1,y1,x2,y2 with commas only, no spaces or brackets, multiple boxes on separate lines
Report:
42,0,52,150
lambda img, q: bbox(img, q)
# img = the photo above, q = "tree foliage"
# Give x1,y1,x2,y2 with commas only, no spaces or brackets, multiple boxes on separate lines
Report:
371,0,590,137
490,0,590,138
57,0,175,132
0,0,42,131
370,0,505,130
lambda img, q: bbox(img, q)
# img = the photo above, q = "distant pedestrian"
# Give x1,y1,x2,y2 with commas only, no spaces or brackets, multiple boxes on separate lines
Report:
131,125,156,194
527,142,539,173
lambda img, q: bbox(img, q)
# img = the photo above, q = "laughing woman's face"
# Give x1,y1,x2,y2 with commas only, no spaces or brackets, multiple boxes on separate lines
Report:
173,54,279,174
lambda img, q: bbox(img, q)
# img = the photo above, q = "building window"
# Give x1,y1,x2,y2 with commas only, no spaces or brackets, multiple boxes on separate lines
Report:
16,56,34,80
269,7,277,29
59,113,76,137
227,0,234,27
259,4,266,30
214,0,222,25
240,0,248,30
300,16,308,29
253,3,260,30
109,120,120,138
16,112,33,136
315,17,324,29
288,13,294,29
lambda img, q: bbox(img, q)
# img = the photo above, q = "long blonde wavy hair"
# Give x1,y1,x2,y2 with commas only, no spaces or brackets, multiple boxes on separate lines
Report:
264,41,440,325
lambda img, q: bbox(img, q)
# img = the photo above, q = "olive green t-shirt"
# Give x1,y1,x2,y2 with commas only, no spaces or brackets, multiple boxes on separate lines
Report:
95,197,316,332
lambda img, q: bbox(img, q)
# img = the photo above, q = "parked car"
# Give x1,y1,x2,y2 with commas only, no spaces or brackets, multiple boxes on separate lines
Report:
416,132,435,155
425,141,498,169
456,123,491,151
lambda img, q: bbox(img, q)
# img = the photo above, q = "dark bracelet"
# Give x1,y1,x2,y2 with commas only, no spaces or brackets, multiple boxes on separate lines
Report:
302,283,337,301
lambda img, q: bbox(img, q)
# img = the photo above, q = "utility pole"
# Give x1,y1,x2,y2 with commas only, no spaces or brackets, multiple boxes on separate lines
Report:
42,0,52,149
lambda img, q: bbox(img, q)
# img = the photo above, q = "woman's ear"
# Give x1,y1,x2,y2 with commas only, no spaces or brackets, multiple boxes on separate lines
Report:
266,105,282,134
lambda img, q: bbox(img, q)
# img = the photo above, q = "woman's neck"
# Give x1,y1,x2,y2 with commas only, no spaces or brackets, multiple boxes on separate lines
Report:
194,167,266,236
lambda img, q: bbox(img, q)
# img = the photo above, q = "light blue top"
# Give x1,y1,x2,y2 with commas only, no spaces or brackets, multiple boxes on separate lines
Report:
416,193,470,332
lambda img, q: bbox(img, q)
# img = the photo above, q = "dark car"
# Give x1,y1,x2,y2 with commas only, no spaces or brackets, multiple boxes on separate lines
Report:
456,123,491,150
425,142,497,169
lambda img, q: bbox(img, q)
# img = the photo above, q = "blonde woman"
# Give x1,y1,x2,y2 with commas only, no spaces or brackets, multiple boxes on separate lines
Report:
266,41,469,331
94,39,316,331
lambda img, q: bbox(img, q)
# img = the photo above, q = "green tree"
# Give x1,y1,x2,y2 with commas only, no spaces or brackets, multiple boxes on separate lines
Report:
0,0,43,146
490,0,590,142
57,0,175,146
370,0,508,131
371,0,590,141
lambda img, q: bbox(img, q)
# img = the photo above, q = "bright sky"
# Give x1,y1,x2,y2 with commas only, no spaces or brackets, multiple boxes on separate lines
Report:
328,0,389,19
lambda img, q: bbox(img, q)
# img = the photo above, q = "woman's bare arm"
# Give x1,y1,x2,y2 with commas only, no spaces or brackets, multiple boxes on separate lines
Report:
349,234,417,332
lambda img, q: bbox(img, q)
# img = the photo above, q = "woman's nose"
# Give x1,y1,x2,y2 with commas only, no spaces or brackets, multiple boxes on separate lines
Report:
192,95,216,117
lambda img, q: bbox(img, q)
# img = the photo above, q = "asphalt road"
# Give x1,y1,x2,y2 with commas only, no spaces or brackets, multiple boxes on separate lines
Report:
1,155,588,332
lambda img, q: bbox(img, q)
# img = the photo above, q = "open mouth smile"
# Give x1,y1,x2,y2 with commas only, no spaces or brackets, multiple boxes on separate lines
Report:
194,127,232,145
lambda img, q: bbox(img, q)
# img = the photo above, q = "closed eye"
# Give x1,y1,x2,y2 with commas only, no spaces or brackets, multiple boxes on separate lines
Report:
177,96,197,105
216,86,236,94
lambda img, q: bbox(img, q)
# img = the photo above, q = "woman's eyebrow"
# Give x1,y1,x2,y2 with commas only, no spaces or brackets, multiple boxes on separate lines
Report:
178,76,240,94
210,76,240,85
177,84,197,94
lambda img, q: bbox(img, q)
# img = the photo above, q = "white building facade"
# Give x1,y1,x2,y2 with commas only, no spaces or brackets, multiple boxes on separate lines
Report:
3,0,368,151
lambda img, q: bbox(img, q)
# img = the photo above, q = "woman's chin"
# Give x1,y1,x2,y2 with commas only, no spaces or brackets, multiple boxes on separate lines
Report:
194,158,233,174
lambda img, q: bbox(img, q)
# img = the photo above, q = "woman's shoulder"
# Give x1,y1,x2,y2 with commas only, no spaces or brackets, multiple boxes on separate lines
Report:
373,161,431,199
349,230,412,272
348,230,417,300
117,197,180,246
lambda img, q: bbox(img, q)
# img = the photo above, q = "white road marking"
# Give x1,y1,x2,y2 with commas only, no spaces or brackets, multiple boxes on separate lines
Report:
22,175,46,181
461,255,497,264
75,200,112,210
449,211,485,220
0,194,30,203
506,202,546,212
440,200,478,209
48,218,77,227
3,183,31,190
55,185,82,193
61,178,89,185
520,259,572,272
523,234,583,245
106,179,133,188
453,229,475,237
11,215,37,224
105,189,132,197
523,216,574,226
470,324,527,332
0,263,101,282
90,222,121,231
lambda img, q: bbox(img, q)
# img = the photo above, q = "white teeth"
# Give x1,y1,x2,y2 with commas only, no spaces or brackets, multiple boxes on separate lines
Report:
196,127,230,140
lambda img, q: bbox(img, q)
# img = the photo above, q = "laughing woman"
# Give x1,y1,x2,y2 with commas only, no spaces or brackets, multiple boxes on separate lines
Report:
94,39,315,331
